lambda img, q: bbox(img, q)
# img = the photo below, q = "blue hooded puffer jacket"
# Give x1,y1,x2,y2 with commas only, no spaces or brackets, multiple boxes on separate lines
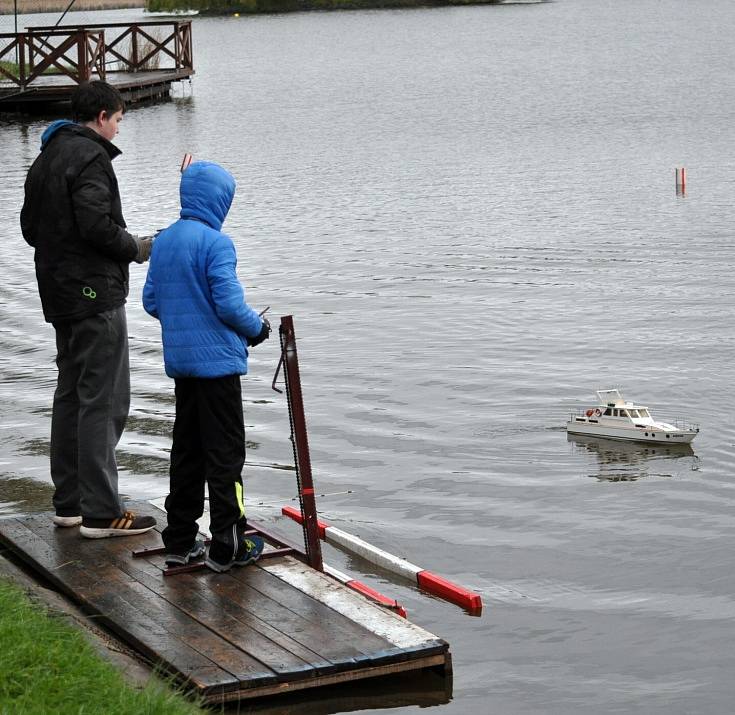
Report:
142,161,264,379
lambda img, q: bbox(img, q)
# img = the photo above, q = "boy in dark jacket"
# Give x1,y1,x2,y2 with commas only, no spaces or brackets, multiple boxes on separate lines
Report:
143,161,270,572
20,80,156,538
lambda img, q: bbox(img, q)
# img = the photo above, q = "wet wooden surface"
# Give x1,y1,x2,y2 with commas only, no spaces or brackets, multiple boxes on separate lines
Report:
0,70,191,105
0,500,449,704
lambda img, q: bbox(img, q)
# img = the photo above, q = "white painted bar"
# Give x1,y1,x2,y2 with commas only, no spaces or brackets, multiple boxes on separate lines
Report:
325,526,424,579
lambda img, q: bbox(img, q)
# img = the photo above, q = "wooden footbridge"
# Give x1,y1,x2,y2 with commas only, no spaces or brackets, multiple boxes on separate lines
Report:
0,20,193,110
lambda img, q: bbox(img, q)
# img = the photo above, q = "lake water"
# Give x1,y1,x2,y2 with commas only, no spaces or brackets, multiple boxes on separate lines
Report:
3,0,735,712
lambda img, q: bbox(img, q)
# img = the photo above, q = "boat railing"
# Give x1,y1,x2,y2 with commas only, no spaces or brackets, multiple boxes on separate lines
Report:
672,418,700,433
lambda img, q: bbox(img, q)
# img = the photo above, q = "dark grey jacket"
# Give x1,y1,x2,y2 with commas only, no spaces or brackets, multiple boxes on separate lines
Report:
21,121,138,323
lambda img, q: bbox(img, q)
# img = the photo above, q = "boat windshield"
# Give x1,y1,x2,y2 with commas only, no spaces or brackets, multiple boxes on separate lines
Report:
629,409,640,418
638,409,650,418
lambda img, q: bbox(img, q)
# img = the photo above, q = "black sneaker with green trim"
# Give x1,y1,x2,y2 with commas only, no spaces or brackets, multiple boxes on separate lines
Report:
206,534,264,573
165,539,206,567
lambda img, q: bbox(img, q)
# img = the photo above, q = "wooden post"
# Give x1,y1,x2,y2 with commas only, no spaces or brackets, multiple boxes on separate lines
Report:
77,30,89,82
98,30,106,80
131,25,138,72
27,30,34,77
279,315,324,572
18,33,26,90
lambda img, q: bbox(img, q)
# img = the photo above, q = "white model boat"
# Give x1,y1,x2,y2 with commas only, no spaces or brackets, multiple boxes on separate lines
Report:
566,389,699,445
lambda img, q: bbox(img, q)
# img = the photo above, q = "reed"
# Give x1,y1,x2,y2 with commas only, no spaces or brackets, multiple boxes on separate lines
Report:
136,29,162,70
145,0,502,12
109,27,163,71
0,0,143,13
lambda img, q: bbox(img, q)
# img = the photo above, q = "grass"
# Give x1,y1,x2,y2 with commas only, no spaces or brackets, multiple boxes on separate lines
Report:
0,58,73,78
0,579,202,715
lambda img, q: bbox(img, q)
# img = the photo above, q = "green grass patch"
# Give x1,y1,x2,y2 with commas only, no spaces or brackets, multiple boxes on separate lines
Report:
0,579,202,715
0,59,19,76
0,59,75,77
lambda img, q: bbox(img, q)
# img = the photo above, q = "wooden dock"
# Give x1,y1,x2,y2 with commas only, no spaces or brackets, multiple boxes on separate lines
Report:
0,21,193,111
0,501,451,706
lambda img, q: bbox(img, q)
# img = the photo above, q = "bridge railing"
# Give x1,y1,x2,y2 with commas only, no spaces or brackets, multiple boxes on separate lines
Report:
0,21,192,90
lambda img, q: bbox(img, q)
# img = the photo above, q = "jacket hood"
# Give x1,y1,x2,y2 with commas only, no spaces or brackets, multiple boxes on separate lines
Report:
40,120,76,149
40,120,121,159
179,161,236,231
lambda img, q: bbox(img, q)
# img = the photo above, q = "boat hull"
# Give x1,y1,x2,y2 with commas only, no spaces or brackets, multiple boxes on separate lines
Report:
566,419,697,444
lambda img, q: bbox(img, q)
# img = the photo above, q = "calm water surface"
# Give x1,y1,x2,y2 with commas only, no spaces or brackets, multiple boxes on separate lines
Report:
2,0,735,712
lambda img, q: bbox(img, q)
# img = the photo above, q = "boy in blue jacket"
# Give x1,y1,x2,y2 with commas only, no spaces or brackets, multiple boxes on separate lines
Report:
143,161,270,572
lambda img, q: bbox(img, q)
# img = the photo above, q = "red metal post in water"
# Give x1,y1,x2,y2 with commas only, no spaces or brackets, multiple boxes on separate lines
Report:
277,315,324,572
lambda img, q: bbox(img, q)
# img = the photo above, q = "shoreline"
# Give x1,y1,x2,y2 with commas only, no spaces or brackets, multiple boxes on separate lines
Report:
1,0,508,16
0,0,144,14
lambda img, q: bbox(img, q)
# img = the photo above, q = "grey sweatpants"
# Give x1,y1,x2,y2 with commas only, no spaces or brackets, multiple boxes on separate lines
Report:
50,306,129,519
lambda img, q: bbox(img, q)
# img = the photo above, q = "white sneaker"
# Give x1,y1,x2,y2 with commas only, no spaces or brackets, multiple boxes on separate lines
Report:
53,515,83,527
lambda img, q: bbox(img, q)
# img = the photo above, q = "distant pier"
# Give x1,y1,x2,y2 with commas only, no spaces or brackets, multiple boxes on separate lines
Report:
0,20,193,111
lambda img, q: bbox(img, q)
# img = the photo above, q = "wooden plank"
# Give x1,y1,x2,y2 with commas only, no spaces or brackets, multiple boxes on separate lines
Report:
0,69,185,89
222,561,399,662
10,516,284,687
108,546,335,681
0,506,451,705
17,516,269,685
0,517,241,696
262,557,448,656
18,514,279,687
135,543,395,670
209,654,450,705
134,500,404,667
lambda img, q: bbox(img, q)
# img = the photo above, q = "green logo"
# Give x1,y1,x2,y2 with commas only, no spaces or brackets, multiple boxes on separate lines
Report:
82,286,97,300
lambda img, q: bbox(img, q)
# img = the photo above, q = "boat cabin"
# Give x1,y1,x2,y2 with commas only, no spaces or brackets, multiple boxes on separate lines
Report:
601,405,650,419
594,389,654,424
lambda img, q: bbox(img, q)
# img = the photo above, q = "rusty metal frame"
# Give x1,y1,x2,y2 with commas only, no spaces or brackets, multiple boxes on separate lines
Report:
275,316,324,572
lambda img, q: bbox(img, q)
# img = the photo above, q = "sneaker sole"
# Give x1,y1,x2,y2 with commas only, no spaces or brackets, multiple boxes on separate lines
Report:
80,525,156,539
205,554,259,573
165,545,206,567
53,516,83,527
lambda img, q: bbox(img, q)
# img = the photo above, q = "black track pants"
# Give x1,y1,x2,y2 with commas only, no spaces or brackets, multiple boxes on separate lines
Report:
162,375,248,554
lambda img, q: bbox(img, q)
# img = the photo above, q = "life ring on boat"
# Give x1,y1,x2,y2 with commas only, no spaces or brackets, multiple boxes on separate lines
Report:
594,408,602,417
586,409,594,417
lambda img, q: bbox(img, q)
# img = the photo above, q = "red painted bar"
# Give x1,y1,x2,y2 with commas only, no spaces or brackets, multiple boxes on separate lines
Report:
346,580,408,618
417,571,482,613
